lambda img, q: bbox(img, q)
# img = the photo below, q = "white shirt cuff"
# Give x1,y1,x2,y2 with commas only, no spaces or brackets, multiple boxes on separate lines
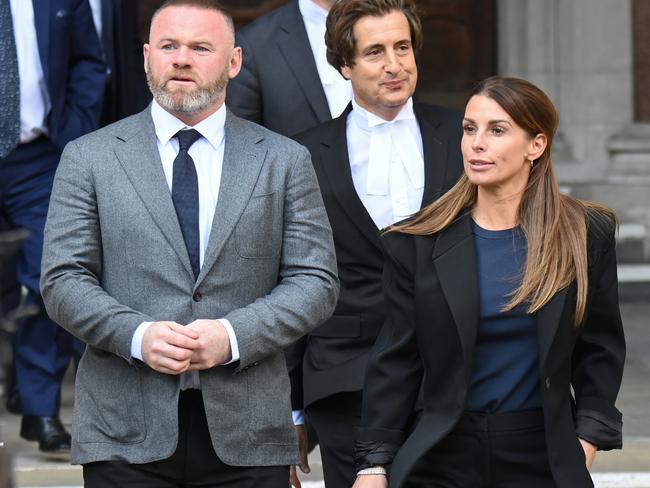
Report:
131,321,153,361
220,318,239,364
292,410,305,426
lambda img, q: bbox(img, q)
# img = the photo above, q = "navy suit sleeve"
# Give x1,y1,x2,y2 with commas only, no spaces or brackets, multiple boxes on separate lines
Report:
52,0,108,148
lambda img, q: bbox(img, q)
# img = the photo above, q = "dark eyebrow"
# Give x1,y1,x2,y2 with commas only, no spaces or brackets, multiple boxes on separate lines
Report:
463,117,513,126
362,43,384,53
488,119,513,126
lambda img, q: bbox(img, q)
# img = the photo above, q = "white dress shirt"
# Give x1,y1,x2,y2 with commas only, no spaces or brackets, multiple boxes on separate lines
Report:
130,101,240,390
88,0,103,40
347,98,425,229
298,0,352,118
9,0,51,143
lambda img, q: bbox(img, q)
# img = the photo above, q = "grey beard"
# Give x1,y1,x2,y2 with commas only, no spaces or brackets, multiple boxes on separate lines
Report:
147,72,225,114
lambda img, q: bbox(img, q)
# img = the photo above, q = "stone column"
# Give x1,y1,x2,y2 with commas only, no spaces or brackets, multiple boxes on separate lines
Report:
607,0,650,183
498,0,633,183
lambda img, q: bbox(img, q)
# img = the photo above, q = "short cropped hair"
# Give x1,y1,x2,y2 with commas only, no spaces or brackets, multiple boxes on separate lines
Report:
325,0,422,73
150,0,235,41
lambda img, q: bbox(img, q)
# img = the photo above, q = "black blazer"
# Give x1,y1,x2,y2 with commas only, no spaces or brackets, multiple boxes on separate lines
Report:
291,103,464,409
226,0,331,137
356,211,626,488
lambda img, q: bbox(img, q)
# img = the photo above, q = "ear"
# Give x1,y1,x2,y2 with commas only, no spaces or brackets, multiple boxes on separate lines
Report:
526,133,547,162
340,64,352,81
143,43,150,74
228,46,243,79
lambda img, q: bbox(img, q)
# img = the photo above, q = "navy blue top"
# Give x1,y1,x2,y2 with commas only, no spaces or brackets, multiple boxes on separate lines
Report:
465,221,543,413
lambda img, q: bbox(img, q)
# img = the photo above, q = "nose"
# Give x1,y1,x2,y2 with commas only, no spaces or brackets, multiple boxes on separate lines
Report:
384,49,401,73
471,131,486,152
173,46,192,68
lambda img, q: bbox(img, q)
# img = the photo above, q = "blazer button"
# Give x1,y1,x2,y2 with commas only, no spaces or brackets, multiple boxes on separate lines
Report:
192,291,202,302
545,377,551,389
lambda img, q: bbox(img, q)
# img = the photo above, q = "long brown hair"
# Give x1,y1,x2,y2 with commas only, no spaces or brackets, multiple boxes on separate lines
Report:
393,76,616,324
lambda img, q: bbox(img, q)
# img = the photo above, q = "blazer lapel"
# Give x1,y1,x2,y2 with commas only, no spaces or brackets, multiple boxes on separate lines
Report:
537,288,568,368
197,112,266,285
276,2,331,124
416,103,451,206
319,106,382,250
113,109,194,280
432,212,479,371
33,0,50,88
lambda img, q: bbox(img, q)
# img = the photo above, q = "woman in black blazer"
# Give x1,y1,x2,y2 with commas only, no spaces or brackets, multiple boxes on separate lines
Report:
352,77,625,488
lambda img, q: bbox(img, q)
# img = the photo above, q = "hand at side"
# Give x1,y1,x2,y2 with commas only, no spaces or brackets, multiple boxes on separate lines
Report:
579,437,597,470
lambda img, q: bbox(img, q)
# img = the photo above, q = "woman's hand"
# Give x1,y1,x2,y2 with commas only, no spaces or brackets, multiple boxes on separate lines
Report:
352,474,388,488
579,437,597,470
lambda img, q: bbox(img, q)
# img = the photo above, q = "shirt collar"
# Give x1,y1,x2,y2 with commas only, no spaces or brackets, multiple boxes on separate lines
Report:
298,0,328,25
350,97,416,131
151,100,227,150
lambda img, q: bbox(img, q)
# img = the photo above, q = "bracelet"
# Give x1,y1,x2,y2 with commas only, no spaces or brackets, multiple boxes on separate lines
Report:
357,466,387,476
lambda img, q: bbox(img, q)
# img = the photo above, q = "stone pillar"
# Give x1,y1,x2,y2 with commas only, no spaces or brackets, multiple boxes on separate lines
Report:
633,0,650,122
607,0,650,183
498,0,633,183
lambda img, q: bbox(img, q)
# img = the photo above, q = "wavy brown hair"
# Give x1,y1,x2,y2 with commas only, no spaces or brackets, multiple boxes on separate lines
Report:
325,0,422,73
392,76,616,325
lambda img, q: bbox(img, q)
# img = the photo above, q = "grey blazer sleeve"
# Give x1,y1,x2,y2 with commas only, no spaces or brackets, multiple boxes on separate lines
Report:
41,141,153,362
224,145,339,370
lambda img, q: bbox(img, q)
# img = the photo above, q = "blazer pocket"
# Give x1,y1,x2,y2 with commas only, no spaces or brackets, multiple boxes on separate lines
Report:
75,349,146,444
246,356,295,445
235,192,282,259
311,315,361,338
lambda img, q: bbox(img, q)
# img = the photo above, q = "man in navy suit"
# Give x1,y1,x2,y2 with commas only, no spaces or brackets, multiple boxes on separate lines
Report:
0,0,107,454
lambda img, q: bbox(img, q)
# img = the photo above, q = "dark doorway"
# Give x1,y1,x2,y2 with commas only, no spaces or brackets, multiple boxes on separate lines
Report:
139,0,497,110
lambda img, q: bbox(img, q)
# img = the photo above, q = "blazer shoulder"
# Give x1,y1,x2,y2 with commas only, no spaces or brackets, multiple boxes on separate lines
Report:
586,206,617,256
380,230,422,272
229,112,307,156
70,108,151,147
415,102,464,127
293,110,348,148
236,1,298,43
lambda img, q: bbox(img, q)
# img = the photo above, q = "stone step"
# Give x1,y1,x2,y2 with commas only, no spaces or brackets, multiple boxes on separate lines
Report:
8,439,650,487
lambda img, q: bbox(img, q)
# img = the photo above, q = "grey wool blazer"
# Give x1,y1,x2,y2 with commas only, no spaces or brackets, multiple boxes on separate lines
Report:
40,106,339,466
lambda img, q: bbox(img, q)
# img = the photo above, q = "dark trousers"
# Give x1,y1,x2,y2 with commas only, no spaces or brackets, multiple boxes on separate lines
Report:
0,138,83,416
83,390,289,488
406,410,557,488
307,391,362,488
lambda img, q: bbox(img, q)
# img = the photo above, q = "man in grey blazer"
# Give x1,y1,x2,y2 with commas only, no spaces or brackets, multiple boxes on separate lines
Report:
40,1,338,486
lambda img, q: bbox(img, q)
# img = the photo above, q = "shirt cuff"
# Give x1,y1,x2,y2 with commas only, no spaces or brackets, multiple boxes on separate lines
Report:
220,318,239,365
131,321,153,361
292,410,305,426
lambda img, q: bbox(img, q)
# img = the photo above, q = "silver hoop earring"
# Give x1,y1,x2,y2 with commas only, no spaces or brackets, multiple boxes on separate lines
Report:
530,159,534,168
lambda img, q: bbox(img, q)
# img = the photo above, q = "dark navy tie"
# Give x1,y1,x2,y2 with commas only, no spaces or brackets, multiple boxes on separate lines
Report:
172,129,202,279
0,0,20,158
